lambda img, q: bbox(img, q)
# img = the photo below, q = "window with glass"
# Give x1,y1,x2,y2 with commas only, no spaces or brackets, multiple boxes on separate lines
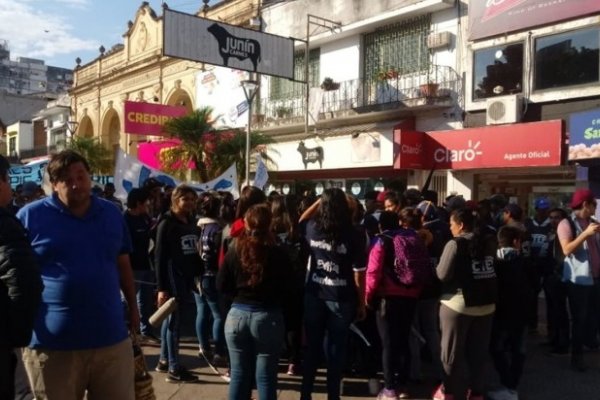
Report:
363,15,431,82
270,49,320,100
8,136,16,156
535,28,599,90
472,43,523,101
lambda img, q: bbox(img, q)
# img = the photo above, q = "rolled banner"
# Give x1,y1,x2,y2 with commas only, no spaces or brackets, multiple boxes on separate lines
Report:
148,298,178,328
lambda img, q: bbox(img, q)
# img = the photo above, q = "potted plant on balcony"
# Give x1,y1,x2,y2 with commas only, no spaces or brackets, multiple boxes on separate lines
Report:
419,81,439,97
376,67,399,81
320,77,340,91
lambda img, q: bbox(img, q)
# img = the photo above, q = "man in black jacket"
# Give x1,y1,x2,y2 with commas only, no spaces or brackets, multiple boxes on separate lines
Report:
0,154,43,399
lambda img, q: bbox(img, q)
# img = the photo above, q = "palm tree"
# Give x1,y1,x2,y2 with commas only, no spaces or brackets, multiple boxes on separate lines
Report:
160,106,276,182
209,129,276,181
160,107,217,182
65,135,113,175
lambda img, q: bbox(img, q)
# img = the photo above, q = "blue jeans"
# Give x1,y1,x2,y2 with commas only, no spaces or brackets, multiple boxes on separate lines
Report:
133,270,155,336
301,294,356,400
193,275,225,355
159,269,190,371
224,306,284,400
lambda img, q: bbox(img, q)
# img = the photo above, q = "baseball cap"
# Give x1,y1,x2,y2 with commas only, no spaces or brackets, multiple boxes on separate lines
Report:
534,197,550,210
570,189,595,209
376,190,388,203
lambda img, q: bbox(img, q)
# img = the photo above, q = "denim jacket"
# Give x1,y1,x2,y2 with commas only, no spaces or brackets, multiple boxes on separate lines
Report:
562,214,597,286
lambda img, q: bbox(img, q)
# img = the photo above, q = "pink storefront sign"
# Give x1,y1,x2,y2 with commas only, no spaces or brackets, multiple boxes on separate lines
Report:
124,101,187,136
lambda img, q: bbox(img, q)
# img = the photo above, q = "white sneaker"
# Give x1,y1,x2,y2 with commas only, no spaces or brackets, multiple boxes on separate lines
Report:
368,378,381,395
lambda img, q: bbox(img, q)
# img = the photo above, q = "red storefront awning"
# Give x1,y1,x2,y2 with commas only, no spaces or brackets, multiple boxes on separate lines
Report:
394,120,564,170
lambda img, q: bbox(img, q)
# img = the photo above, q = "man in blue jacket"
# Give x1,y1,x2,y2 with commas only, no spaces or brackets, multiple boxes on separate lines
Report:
17,150,139,399
0,154,42,399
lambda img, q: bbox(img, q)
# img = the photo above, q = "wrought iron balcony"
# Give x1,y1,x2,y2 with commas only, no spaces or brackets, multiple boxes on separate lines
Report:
255,65,460,126
17,145,57,160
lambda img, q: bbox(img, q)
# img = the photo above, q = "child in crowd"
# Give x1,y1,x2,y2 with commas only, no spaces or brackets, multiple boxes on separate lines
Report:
488,225,535,400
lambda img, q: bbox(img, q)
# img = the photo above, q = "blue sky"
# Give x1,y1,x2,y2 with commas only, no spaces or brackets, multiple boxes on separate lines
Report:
0,0,217,70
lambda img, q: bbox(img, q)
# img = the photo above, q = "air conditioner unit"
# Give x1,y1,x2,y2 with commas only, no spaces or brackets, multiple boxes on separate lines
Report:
43,120,49,128
486,95,523,125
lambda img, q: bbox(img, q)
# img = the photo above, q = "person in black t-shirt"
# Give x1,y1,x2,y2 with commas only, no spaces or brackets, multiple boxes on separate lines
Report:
155,185,201,383
123,188,157,342
300,188,367,400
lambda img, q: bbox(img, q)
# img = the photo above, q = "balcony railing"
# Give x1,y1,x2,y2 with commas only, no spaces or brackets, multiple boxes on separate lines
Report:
18,145,57,160
256,65,460,124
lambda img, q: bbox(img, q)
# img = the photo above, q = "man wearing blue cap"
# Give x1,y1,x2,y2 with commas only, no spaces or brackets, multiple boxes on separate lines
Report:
524,197,554,333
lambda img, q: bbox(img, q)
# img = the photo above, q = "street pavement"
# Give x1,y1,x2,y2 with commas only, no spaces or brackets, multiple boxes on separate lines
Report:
141,331,600,400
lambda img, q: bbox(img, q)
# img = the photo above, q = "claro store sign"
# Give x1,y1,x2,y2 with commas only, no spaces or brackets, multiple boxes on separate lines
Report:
124,101,187,136
395,120,563,170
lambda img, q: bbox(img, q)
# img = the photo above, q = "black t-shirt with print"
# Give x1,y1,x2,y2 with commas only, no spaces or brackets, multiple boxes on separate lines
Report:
304,220,366,302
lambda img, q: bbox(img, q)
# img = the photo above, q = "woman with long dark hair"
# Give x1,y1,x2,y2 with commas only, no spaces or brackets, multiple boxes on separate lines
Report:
270,195,305,375
217,204,292,400
433,209,497,400
154,185,201,383
300,188,367,400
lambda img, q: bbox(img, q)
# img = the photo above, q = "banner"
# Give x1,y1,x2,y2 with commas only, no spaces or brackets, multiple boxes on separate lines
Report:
124,101,187,136
569,108,600,161
195,68,250,128
137,139,182,169
114,149,239,200
252,154,269,190
163,9,295,79
9,158,49,188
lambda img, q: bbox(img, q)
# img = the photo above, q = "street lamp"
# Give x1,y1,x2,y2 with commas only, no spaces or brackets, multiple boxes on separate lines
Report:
241,78,259,187
66,119,79,138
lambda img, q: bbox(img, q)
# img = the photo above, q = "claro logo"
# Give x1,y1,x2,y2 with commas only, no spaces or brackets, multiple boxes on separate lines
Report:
401,143,422,155
434,140,483,163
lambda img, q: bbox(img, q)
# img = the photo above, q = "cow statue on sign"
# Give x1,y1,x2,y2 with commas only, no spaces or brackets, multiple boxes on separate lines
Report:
207,23,262,71
297,141,324,169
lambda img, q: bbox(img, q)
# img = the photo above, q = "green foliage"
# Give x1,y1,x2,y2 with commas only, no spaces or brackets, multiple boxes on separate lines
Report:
65,135,113,175
210,130,276,180
161,107,213,182
160,106,277,183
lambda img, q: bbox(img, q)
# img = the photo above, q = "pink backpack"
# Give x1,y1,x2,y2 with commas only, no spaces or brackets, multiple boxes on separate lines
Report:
379,230,434,287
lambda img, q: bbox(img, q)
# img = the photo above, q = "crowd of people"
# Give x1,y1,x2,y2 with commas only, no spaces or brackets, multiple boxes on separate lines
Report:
2,149,600,400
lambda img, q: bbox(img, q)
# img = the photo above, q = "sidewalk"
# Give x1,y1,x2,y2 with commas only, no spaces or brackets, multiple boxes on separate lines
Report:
143,293,600,400
142,334,600,400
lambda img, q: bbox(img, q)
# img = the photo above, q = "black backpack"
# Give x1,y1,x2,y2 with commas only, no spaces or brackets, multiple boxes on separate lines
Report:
453,236,498,307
